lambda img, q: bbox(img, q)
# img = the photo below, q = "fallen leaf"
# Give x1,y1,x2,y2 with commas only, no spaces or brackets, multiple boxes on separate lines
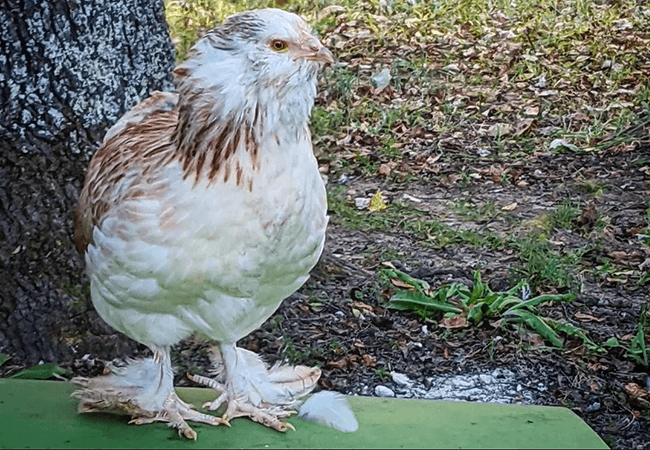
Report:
327,358,349,369
515,118,535,136
369,189,387,212
487,123,512,137
587,362,607,371
402,193,423,203
353,339,366,349
524,105,540,116
390,278,413,289
352,301,374,313
614,18,633,30
501,202,518,211
319,4,346,17
439,315,468,329
578,202,597,230
378,162,396,177
624,383,650,409
520,332,546,347
361,354,376,367
574,312,605,323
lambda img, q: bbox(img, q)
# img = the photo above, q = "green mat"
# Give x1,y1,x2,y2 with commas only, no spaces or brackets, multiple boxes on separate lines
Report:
0,379,606,449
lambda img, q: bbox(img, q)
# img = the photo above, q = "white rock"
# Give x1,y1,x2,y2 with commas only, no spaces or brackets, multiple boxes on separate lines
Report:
354,197,370,210
549,138,568,150
375,385,395,397
391,372,413,387
371,68,391,91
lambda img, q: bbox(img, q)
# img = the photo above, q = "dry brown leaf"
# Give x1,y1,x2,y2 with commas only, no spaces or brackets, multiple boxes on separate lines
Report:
361,354,376,367
587,362,607,371
574,312,605,323
624,383,650,409
578,202,598,230
515,118,535,136
390,278,414,289
487,123,512,137
326,358,347,369
520,332,545,347
352,301,374,313
439,315,468,329
378,162,396,177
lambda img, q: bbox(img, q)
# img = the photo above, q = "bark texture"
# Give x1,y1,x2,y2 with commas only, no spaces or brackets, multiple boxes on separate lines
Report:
0,0,175,365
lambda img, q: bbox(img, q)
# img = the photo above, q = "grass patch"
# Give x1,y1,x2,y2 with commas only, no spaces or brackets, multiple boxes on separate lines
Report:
329,188,590,290
510,231,589,291
166,0,650,171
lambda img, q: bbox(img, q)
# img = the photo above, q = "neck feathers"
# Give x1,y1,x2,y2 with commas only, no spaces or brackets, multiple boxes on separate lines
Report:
171,43,316,185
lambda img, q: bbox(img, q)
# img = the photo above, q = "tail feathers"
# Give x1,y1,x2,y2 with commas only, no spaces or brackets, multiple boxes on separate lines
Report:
298,391,359,433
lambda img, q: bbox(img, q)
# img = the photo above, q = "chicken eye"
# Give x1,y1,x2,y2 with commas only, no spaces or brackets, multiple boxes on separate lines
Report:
270,39,288,52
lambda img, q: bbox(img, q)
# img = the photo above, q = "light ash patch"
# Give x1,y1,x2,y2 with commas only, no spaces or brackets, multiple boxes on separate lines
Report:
358,369,545,405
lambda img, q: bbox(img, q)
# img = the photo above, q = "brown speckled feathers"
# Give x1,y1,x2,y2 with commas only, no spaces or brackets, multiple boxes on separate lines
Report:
74,86,261,254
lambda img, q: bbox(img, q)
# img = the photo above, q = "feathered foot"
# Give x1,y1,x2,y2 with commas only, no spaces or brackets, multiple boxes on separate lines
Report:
72,350,223,440
188,344,320,432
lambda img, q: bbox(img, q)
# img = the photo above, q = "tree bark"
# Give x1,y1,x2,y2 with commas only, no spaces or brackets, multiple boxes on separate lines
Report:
0,0,175,365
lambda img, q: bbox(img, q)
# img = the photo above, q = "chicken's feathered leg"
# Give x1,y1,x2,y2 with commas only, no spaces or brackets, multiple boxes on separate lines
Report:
189,344,320,431
72,346,223,439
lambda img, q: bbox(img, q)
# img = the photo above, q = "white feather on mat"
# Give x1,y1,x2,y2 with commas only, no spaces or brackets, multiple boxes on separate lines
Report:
298,391,359,433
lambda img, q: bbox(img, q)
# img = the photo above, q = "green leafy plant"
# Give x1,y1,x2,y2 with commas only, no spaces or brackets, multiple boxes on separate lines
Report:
0,353,71,380
10,364,71,380
383,267,580,348
375,367,391,379
602,307,648,367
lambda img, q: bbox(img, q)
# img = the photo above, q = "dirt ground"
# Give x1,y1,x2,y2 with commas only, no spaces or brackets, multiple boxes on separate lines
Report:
251,144,650,449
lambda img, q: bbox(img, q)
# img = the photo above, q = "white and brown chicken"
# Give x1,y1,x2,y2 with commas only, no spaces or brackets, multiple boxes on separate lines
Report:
72,8,356,439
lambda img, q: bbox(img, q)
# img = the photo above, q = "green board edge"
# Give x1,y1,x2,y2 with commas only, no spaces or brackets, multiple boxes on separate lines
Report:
0,379,607,449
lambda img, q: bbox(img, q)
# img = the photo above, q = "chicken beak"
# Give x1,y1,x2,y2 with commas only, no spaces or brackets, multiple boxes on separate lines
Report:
309,46,335,64
296,43,335,64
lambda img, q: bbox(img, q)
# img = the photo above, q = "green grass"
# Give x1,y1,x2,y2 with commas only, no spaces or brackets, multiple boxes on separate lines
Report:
166,0,649,163
328,188,592,290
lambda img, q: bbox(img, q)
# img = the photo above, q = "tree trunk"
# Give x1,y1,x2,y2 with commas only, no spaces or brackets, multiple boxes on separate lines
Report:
0,0,175,366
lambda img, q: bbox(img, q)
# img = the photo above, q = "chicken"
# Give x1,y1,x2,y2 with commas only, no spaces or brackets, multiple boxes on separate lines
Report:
72,8,337,439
